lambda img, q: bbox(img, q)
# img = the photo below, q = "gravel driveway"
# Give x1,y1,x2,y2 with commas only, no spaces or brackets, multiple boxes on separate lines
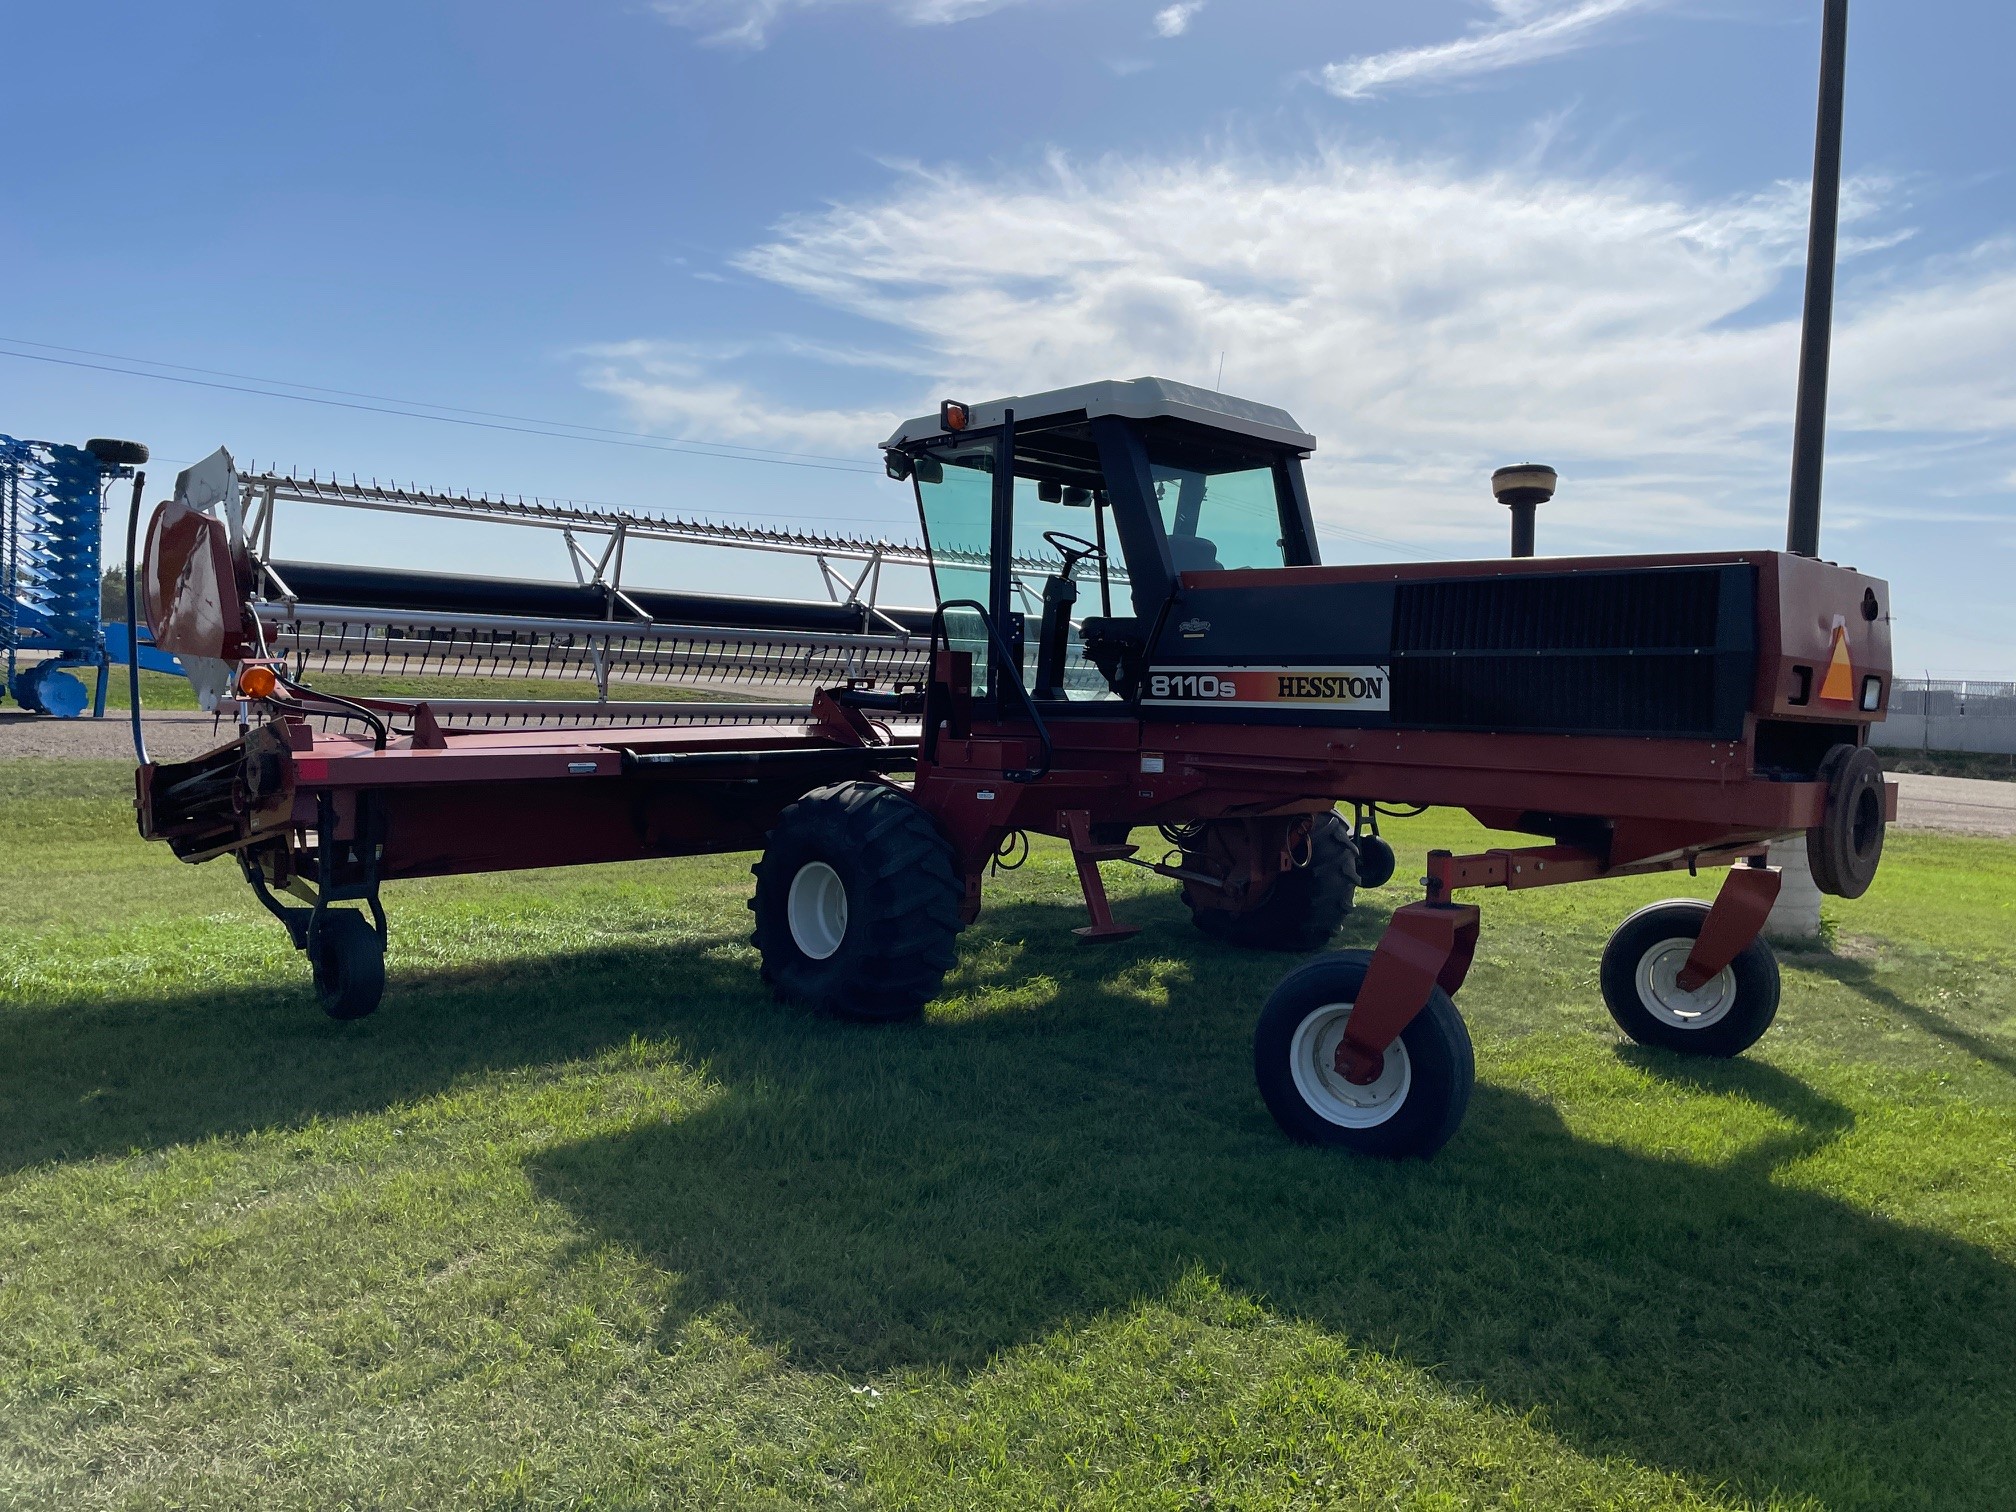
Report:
1891,772,2016,838
0,710,237,762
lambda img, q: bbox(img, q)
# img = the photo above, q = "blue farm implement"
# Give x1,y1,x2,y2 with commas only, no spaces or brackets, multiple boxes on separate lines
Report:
2,434,180,716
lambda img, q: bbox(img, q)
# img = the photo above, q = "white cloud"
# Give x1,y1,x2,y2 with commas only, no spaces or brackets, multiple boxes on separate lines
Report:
576,341,900,450
697,148,2016,554
1153,2,1204,38
649,0,1038,47
1323,0,1661,101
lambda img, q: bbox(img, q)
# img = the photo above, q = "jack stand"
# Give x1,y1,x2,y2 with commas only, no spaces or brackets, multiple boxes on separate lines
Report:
1061,809,1142,942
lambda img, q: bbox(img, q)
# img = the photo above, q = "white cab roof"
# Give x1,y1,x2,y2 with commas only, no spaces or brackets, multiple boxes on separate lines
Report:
883,376,1316,453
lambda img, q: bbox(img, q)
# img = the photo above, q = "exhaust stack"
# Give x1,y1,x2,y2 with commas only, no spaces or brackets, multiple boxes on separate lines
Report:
1787,0,1850,558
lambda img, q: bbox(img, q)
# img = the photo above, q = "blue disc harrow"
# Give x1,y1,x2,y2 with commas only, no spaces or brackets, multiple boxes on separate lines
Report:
2,433,181,717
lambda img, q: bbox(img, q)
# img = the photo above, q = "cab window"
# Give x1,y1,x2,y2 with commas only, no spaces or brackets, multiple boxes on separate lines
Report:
1009,477,1119,702
1139,425,1295,572
911,437,998,695
910,424,1122,702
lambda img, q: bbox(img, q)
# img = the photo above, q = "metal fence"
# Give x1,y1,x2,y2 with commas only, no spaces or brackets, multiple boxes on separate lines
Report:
1887,679,2016,718
1875,678,2016,754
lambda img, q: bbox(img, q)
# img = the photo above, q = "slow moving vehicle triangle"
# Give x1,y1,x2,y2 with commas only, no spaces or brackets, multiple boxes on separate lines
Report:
1819,623,1856,703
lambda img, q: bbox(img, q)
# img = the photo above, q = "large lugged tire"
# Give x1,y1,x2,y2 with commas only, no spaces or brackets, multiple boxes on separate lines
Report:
750,781,962,1022
1253,951,1474,1158
1807,743,1886,899
1600,900,1780,1057
1186,811,1359,952
309,909,385,1021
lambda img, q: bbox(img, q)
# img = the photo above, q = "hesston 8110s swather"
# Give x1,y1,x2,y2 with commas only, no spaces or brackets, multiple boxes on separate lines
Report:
130,2,1892,1156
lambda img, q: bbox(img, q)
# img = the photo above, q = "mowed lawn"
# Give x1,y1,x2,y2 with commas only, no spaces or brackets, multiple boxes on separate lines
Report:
2,760,2013,1510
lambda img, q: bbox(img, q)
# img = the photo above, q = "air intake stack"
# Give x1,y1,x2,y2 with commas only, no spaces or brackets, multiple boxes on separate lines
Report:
1492,464,1557,558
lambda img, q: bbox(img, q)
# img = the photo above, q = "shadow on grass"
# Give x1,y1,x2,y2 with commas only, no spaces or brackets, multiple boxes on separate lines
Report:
1792,945,2016,1080
524,902,2015,1510
5,893,2013,1505
0,934,762,1174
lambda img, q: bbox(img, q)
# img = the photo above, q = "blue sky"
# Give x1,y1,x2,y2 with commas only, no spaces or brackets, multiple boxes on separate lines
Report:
4,0,2012,675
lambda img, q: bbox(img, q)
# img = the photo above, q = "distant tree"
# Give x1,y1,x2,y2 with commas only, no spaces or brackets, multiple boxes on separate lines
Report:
101,566,128,624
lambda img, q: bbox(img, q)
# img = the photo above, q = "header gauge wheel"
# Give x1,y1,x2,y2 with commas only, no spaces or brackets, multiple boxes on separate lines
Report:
751,781,963,1022
1354,833,1397,890
309,909,385,1021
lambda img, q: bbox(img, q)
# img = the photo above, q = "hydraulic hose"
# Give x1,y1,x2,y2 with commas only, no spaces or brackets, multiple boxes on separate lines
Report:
124,473,148,766
274,672,389,750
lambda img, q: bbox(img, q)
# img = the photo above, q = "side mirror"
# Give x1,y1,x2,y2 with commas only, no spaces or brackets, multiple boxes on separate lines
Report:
884,450,913,481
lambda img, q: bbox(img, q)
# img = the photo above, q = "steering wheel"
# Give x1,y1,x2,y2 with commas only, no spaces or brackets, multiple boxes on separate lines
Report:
1042,530,1103,578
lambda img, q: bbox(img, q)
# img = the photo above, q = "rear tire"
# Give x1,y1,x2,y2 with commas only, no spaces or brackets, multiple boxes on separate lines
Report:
1185,810,1358,952
310,910,385,1021
1600,900,1780,1056
751,781,962,1021
1253,951,1474,1158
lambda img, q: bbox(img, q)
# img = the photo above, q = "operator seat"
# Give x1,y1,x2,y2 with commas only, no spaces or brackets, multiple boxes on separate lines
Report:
1166,534,1223,573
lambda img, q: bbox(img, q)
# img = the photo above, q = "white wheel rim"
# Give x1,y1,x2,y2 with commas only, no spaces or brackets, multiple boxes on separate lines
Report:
786,861,849,960
1634,936,1737,1029
1287,1002,1413,1129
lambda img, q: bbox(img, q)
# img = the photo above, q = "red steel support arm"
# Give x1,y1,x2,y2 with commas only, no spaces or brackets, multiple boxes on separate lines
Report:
1674,861,1783,992
1335,901,1480,1085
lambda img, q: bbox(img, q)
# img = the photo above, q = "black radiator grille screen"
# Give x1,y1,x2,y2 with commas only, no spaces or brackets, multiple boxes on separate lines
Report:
1391,567,1749,738
1394,570,1722,652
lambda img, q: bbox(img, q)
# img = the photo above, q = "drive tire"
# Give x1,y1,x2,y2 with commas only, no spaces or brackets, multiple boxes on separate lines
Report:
310,910,385,1021
1253,951,1474,1158
750,781,962,1022
1186,810,1358,952
1600,900,1780,1057
1807,743,1886,899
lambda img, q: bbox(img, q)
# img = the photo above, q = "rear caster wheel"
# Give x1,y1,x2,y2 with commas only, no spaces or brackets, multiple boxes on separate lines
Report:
309,910,385,1021
1253,951,1474,1158
1600,900,1779,1056
1354,833,1396,890
751,781,963,1021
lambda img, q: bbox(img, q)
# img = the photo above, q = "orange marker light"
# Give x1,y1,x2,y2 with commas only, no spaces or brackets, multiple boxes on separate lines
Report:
238,664,278,700
939,400,970,432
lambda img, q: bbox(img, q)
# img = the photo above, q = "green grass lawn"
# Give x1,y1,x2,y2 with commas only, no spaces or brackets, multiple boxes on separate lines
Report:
2,760,2013,1509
